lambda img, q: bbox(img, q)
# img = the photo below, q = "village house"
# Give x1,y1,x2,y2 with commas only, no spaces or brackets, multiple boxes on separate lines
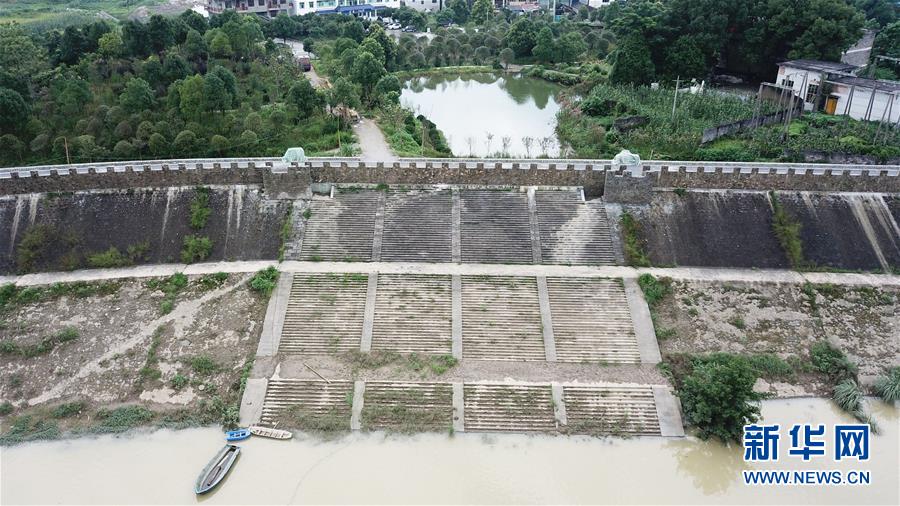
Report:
777,59,900,124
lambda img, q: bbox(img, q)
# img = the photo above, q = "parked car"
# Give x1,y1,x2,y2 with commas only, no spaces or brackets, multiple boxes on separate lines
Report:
388,22,401,30
401,26,417,32
298,56,311,71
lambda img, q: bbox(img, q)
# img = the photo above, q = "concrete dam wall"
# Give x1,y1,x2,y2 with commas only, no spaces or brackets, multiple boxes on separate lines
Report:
0,186,288,274
624,191,900,271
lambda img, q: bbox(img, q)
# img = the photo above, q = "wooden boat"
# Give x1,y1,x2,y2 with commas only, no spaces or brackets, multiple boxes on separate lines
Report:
248,426,293,440
225,429,251,441
194,444,241,494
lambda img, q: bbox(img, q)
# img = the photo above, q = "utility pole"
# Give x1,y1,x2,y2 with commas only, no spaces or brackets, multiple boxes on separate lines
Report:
63,137,70,165
671,76,680,122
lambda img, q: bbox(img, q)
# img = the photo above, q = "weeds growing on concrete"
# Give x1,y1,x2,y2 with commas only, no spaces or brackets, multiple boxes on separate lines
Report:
874,367,900,403
197,272,229,290
181,235,213,264
0,415,61,445
86,242,150,268
728,317,746,330
362,404,448,434
51,401,85,419
90,405,154,434
620,211,651,267
189,187,212,230
809,341,858,382
171,374,189,390
638,274,672,308
832,379,862,413
279,207,293,261
769,191,805,269
147,273,188,315
137,326,165,385
285,405,349,434
302,208,312,220
190,355,219,376
249,267,279,296
0,402,12,416
1,281,121,312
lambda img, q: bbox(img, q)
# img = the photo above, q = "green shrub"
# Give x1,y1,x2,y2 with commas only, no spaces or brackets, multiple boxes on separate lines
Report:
189,187,212,229
809,341,857,381
51,401,85,418
87,247,131,268
620,212,650,267
197,272,228,290
873,367,900,403
171,374,189,390
190,355,219,375
249,267,279,296
832,379,863,413
181,235,213,264
638,274,671,308
679,354,765,442
91,405,154,433
0,415,60,444
0,402,13,416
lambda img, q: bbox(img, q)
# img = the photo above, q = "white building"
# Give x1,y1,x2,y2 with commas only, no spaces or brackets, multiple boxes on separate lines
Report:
776,59,900,124
207,0,292,18
294,0,402,17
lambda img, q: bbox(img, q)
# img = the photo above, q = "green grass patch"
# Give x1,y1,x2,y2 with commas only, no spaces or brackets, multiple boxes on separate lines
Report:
180,235,213,264
249,267,279,296
620,212,650,267
0,415,60,445
874,367,900,403
190,355,219,376
0,326,79,358
189,187,212,230
51,401,86,419
809,341,857,382
90,405,154,434
769,191,805,269
196,272,229,290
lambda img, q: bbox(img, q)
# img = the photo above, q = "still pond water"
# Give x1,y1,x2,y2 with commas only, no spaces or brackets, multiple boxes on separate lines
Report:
1,398,897,504
400,73,565,158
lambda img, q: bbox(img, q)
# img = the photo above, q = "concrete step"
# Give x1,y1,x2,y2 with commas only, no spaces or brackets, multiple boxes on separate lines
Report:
536,191,616,265
460,190,533,264
563,384,661,435
299,190,379,262
371,274,453,354
463,383,558,432
381,189,453,262
461,276,545,361
360,381,454,432
260,379,354,428
546,277,640,363
279,273,368,354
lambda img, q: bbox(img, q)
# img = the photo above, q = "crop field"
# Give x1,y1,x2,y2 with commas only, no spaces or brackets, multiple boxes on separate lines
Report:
0,0,165,30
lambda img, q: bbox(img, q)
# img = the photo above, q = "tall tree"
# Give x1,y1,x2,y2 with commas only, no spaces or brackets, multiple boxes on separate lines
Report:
119,78,155,113
609,35,656,85
470,0,494,25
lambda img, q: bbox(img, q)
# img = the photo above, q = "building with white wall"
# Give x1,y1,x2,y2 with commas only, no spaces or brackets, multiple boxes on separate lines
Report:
207,0,292,18
776,59,900,124
294,0,402,16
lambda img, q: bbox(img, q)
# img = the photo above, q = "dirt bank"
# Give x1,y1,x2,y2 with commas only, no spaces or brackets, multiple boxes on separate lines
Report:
0,273,269,444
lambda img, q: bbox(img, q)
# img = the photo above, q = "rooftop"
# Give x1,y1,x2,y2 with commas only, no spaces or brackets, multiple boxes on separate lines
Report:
780,59,859,74
830,75,900,93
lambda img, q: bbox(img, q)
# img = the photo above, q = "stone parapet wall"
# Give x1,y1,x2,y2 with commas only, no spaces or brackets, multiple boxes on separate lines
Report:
1,157,898,197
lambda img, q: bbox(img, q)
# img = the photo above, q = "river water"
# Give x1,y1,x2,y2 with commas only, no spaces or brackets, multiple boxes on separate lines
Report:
2,398,897,504
400,73,564,158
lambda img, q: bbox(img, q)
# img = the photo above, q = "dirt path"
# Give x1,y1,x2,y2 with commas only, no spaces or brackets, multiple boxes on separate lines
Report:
353,118,396,161
4,262,899,288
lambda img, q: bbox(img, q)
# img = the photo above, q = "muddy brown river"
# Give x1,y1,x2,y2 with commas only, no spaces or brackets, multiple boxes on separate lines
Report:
2,399,897,504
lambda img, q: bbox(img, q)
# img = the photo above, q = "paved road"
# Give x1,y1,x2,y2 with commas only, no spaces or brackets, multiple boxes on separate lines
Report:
282,39,327,88
4,261,898,287
353,118,396,161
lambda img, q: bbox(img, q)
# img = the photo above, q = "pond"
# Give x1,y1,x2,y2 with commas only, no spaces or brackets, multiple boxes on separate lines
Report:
2,398,897,504
400,72,565,158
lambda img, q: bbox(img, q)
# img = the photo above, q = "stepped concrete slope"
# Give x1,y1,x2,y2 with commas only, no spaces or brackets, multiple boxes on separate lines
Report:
460,190,533,264
463,383,558,432
260,379,354,428
361,381,454,432
279,273,368,354
461,276,546,361
535,190,617,265
371,274,453,354
563,384,660,435
300,190,380,262
546,277,640,363
381,189,453,262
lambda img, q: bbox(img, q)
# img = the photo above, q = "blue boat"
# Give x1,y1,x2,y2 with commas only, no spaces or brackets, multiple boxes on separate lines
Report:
225,429,250,441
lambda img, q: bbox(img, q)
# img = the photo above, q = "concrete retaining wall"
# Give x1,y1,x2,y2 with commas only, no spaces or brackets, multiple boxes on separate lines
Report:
2,157,898,198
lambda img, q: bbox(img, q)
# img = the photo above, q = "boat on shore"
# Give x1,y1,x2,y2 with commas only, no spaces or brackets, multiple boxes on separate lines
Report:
226,429,250,441
249,426,293,440
194,444,241,494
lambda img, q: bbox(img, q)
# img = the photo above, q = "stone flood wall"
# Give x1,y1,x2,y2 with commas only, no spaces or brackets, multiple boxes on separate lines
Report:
625,190,900,271
0,186,288,274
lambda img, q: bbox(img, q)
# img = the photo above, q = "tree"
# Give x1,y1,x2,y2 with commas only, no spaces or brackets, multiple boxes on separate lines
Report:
499,47,514,69
448,0,470,24
147,15,175,53
0,24,48,78
210,134,229,155
113,140,135,158
506,18,537,57
330,77,361,112
0,134,25,164
287,79,320,119
361,38,387,66
662,35,707,79
352,51,387,100
0,88,29,134
173,129,198,154
179,75,206,120
342,21,365,42
118,78,155,113
163,55,191,84
98,32,125,59
871,21,900,78
203,73,230,113
609,35,656,85
210,32,233,59
149,132,167,156
533,26,555,63
180,9,209,34
239,129,258,148
53,78,93,119
122,20,150,57
557,32,587,63
184,29,208,62
470,0,494,25
374,75,402,103
680,354,765,443
853,0,898,27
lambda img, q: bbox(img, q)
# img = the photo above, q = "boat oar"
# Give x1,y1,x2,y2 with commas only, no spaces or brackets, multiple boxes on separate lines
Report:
303,362,330,384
